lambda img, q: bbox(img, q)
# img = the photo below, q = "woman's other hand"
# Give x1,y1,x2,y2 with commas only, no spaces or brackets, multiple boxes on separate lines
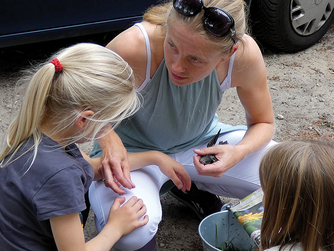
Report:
154,152,192,192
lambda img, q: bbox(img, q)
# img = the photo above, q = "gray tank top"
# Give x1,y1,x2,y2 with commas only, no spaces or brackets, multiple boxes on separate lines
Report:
110,23,244,154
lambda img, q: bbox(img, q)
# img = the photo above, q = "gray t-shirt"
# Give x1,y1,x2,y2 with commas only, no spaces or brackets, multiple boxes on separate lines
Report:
0,135,94,250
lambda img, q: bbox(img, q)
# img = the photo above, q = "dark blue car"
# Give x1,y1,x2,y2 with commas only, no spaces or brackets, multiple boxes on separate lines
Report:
1,0,334,52
0,0,159,48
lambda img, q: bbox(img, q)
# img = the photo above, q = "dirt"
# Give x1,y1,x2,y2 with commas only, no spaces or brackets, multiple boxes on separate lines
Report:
0,24,333,250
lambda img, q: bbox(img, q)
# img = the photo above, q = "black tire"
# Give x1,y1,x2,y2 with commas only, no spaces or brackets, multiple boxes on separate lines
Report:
248,0,334,52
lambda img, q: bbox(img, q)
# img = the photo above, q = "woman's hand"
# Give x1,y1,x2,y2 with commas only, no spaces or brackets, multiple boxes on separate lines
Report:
193,144,247,177
128,151,191,192
97,129,135,195
153,152,192,192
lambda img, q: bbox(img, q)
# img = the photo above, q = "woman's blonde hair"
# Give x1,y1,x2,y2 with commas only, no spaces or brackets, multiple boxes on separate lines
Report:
0,43,140,168
259,139,334,251
143,0,247,55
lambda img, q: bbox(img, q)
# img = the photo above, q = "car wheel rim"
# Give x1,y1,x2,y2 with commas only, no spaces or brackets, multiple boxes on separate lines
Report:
290,0,334,36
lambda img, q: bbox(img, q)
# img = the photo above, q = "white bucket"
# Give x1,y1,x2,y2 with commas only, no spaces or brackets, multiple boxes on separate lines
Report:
198,210,255,251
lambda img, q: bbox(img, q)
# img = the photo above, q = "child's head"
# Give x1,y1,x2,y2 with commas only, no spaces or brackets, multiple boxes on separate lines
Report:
40,42,139,141
260,139,334,251
1,43,139,165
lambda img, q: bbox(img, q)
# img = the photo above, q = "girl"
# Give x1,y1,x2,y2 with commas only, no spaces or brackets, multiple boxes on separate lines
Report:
0,43,190,251
259,139,334,251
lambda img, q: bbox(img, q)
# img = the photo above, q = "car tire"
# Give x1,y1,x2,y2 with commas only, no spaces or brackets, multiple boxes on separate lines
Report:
248,0,334,52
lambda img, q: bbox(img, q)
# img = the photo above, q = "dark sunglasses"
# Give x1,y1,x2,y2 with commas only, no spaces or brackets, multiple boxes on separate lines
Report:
173,0,237,43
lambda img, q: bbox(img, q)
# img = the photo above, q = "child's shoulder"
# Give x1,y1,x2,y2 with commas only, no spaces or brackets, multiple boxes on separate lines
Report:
7,136,92,188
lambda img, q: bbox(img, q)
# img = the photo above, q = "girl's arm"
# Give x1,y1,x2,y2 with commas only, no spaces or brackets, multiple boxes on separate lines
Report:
50,197,148,251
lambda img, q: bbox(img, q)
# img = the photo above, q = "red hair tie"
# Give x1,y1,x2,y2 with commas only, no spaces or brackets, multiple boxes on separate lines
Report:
50,58,63,72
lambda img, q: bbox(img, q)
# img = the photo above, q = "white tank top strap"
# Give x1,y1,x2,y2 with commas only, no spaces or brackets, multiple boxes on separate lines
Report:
134,22,151,92
220,52,235,92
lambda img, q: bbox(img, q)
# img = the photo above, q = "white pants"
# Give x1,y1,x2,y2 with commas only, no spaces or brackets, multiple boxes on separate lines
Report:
89,130,277,250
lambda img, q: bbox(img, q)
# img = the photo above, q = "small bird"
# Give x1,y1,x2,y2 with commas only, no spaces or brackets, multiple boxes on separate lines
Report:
199,129,228,165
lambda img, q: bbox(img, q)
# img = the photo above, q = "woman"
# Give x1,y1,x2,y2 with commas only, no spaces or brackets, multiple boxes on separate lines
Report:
89,0,276,250
260,140,334,251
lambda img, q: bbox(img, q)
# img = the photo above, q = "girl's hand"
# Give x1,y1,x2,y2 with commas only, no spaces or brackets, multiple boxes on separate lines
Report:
106,197,149,237
193,144,246,177
51,197,148,251
154,153,192,192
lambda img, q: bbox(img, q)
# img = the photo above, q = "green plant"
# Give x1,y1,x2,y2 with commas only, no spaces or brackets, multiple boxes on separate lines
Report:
214,224,256,251
221,239,239,251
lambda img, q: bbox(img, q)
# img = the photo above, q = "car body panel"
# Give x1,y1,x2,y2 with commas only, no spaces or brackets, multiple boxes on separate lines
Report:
0,0,159,48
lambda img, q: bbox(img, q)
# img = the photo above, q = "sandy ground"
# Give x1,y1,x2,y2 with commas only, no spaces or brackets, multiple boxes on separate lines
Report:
0,23,333,250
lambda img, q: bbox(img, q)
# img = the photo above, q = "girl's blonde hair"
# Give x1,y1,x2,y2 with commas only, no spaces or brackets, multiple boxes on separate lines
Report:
259,140,334,251
0,43,140,168
143,0,247,55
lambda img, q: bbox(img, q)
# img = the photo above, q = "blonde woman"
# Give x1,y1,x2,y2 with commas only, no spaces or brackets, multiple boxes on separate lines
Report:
260,140,334,251
0,43,190,251
89,0,277,250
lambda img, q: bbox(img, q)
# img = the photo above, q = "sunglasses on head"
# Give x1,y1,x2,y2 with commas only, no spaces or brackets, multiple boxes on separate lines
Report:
173,0,237,43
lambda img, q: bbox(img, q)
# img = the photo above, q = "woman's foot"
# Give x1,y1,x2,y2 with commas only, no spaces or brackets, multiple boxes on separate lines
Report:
168,183,223,220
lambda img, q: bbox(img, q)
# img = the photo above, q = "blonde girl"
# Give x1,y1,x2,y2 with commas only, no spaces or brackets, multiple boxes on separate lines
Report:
0,42,190,251
260,140,334,251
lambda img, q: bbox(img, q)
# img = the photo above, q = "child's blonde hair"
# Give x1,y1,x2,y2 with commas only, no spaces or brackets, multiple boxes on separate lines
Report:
260,139,334,251
1,43,140,168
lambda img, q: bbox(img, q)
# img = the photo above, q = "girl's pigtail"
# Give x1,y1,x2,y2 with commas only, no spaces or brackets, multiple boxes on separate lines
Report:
0,61,59,168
